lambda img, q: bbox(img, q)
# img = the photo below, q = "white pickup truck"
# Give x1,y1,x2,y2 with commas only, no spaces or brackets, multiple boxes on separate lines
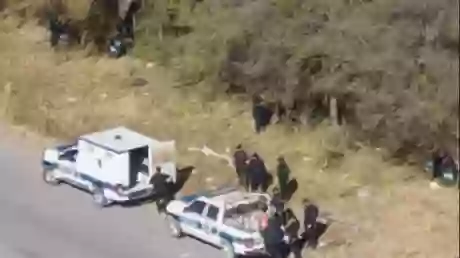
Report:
165,186,276,258
42,126,177,207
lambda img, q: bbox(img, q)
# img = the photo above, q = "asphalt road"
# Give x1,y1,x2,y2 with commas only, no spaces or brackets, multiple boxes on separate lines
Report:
0,131,222,258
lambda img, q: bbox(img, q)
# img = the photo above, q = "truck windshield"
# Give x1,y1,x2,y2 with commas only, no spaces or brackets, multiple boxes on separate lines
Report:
59,149,78,162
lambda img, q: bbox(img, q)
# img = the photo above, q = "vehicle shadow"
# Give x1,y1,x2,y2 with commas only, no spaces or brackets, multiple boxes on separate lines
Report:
283,178,298,201
171,165,195,196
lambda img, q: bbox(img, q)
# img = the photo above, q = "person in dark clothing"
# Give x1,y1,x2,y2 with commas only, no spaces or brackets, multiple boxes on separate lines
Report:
262,214,286,258
271,187,285,219
284,208,302,258
233,144,249,190
150,167,172,214
48,14,68,47
276,156,291,200
432,149,444,180
116,16,134,43
122,0,141,41
302,198,319,249
252,95,273,134
247,154,260,192
247,153,268,192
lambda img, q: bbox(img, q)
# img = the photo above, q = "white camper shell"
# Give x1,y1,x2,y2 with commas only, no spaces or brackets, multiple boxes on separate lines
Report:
42,127,177,207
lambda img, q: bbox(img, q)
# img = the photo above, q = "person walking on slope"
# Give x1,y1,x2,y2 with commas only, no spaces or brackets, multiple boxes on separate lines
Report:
233,144,249,190
302,198,319,249
247,153,268,192
252,95,273,134
276,156,291,199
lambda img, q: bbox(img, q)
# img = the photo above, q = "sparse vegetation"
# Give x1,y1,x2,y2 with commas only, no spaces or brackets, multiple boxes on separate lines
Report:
133,0,459,161
3,0,458,161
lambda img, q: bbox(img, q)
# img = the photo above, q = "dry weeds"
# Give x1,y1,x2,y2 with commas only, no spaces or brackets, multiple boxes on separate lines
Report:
0,19,458,258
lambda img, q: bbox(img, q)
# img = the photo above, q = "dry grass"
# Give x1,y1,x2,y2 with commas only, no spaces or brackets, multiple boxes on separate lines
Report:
0,19,458,258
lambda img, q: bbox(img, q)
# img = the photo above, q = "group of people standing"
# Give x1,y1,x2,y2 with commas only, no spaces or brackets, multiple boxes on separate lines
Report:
258,197,322,258
233,144,323,258
233,144,292,199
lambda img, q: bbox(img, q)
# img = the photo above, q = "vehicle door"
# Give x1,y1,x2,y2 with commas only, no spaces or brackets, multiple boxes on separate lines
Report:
201,203,222,246
180,200,208,240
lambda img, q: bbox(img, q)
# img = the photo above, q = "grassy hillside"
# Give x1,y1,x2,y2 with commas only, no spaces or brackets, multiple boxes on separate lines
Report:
133,0,459,160
3,0,458,160
0,1,458,257
0,16,458,258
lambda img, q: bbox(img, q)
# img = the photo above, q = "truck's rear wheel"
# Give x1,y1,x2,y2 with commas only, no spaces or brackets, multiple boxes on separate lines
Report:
43,169,59,186
166,214,183,238
92,188,110,208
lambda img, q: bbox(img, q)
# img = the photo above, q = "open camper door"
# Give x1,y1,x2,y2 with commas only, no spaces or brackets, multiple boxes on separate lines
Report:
150,141,177,183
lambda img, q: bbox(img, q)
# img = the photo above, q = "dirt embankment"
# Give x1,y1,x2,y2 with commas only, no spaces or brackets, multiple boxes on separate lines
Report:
0,17,458,258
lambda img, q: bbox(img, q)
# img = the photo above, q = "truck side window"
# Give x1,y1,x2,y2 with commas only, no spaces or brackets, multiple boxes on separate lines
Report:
206,205,219,221
186,200,206,215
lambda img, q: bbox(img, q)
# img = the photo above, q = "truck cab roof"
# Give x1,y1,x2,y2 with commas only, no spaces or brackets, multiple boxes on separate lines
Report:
78,126,157,154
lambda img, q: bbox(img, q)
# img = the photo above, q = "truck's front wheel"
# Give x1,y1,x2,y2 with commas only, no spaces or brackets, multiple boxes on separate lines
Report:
43,169,59,186
92,188,110,208
166,214,183,238
221,239,236,258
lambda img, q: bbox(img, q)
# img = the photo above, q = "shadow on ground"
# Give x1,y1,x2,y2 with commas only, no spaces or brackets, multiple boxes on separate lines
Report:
283,178,298,201
172,165,195,195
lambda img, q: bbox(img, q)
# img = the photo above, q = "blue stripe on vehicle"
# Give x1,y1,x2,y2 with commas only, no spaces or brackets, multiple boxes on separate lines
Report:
219,232,235,243
177,216,202,229
78,173,118,190
42,161,123,191
42,161,58,170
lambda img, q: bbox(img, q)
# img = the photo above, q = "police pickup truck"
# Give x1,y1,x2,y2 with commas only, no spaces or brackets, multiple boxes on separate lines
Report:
165,186,274,258
42,127,176,207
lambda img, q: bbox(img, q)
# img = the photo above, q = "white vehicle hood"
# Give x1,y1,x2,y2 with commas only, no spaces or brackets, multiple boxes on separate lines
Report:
43,148,59,163
166,200,187,215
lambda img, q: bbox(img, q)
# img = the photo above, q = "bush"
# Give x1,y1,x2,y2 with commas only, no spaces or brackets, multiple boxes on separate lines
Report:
2,0,458,160
134,0,458,160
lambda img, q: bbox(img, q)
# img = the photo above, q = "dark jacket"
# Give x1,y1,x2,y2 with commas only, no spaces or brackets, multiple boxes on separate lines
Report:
276,162,290,184
248,158,267,184
150,172,168,195
432,152,444,179
252,103,273,127
285,216,300,242
233,149,248,173
303,204,319,227
262,216,285,246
